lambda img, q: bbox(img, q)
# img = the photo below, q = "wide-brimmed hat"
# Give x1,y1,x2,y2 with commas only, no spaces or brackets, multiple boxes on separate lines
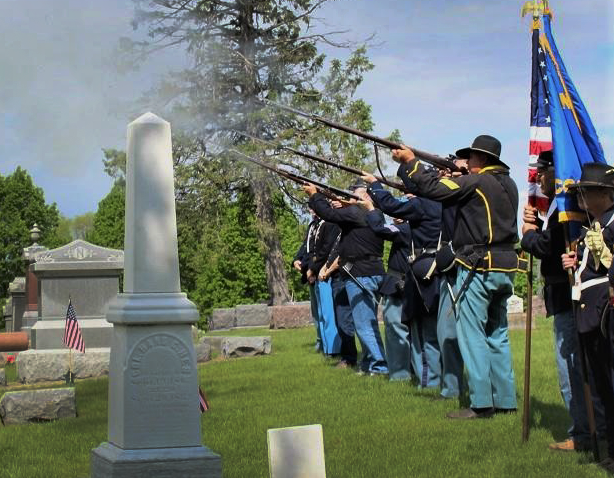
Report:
567,163,614,192
529,150,554,169
456,135,508,168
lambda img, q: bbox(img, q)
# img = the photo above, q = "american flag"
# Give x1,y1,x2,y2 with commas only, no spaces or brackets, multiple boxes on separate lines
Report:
62,299,85,353
527,20,552,213
198,385,210,413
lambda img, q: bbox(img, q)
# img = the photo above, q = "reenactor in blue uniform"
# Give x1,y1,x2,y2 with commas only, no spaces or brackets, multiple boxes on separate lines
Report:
361,174,442,388
393,135,526,418
521,151,606,451
303,180,388,375
561,163,614,472
308,218,342,356
293,211,324,352
434,158,467,400
356,189,413,381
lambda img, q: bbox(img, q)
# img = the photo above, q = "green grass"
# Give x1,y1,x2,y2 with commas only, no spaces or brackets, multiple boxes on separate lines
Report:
0,317,609,478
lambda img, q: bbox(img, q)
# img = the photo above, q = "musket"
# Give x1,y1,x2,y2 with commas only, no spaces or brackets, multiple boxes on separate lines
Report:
261,99,461,173
231,150,361,201
233,130,407,192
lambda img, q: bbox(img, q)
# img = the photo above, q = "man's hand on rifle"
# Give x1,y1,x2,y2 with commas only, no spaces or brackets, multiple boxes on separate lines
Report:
361,172,378,184
293,260,302,271
302,183,318,196
392,145,415,164
318,267,329,282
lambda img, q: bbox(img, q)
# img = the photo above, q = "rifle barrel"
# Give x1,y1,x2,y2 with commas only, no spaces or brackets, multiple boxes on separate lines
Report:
234,130,407,192
263,99,460,173
231,150,361,201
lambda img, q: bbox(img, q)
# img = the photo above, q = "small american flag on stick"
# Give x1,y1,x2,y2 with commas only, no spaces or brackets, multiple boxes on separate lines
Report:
198,385,209,413
63,299,85,353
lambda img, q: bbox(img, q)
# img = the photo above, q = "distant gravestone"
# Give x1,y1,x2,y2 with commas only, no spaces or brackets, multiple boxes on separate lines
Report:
267,424,326,478
0,368,5,386
507,294,524,314
30,240,123,350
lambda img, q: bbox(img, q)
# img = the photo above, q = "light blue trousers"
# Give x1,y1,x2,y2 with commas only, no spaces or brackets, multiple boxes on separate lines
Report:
382,295,412,381
315,279,341,355
437,275,464,398
455,269,517,409
409,309,441,389
345,276,388,374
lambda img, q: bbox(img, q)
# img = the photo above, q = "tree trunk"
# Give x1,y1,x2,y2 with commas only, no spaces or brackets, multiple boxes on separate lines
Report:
252,177,292,305
240,1,291,305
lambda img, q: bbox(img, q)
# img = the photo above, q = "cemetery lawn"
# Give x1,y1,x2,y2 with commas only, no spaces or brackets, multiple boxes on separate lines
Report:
0,318,610,478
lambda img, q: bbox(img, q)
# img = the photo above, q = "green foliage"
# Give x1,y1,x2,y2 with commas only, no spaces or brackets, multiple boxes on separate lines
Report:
88,183,125,250
191,189,309,326
0,167,64,307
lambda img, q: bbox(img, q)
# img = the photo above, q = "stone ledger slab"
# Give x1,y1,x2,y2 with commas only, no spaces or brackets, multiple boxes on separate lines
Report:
221,336,271,358
269,302,312,329
17,348,110,383
234,304,269,327
30,319,113,350
0,388,76,424
210,308,235,330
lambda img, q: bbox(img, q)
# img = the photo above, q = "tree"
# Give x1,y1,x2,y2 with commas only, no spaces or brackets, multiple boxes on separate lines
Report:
0,167,64,305
88,183,126,250
122,0,376,305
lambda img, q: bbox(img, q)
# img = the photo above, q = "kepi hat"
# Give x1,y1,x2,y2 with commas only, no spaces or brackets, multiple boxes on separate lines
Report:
455,135,508,169
529,150,554,169
348,178,368,191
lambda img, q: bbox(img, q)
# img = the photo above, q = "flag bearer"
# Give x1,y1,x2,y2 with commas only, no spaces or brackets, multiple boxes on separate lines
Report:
562,163,614,471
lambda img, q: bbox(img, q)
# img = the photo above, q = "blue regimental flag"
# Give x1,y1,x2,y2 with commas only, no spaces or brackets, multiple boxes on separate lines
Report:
539,14,607,222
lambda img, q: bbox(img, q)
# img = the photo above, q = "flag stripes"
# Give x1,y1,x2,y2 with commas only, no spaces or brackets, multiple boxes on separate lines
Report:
62,300,85,353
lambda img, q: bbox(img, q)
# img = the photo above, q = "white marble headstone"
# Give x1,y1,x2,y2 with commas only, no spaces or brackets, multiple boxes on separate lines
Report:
507,294,524,314
267,424,326,478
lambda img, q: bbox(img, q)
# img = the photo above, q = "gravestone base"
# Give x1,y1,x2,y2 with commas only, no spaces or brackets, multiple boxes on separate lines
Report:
30,319,112,350
20,310,38,339
91,442,221,478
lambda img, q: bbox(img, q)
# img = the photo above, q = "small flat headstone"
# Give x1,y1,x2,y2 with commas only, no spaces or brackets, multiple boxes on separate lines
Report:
221,337,271,359
268,424,326,478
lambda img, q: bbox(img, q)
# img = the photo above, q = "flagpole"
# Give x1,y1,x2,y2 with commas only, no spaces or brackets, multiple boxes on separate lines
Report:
563,225,600,462
521,254,534,442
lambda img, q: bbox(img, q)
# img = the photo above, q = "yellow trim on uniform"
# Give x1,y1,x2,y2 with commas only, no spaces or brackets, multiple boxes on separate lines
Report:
478,165,506,174
454,258,525,273
439,178,460,190
475,188,493,244
406,162,419,178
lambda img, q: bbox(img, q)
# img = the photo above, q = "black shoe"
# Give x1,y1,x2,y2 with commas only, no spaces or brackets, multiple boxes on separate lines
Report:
495,408,517,415
446,407,495,419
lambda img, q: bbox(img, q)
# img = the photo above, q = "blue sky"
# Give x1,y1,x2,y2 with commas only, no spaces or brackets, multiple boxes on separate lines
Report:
0,0,612,217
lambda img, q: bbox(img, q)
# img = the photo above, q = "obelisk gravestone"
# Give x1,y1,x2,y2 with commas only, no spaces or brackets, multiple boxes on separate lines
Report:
91,113,221,477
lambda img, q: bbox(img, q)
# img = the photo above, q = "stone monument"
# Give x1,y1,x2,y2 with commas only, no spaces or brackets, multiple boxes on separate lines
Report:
7,277,26,333
21,224,48,336
29,240,123,350
91,113,221,477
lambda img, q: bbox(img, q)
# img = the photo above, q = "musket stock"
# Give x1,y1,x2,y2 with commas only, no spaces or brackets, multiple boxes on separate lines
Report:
261,99,460,173
231,150,361,201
